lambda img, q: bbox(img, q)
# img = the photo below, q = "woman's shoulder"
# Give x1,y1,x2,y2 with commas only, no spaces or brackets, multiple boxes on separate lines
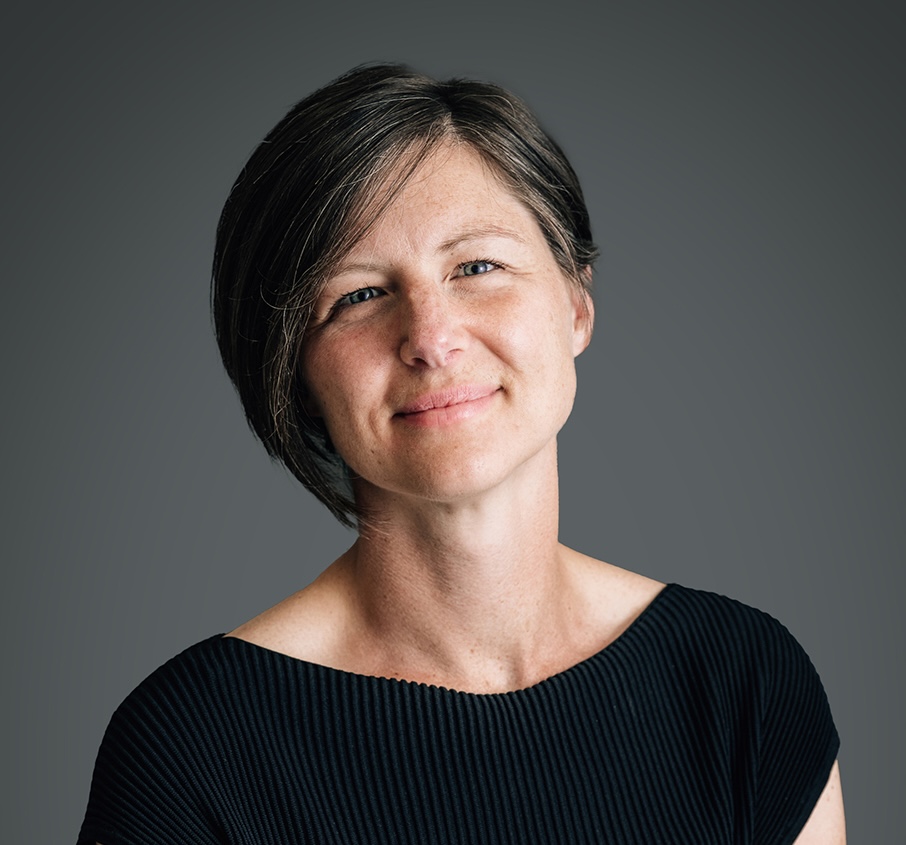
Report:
565,549,665,642
105,635,238,730
81,633,320,845
95,631,322,784
571,551,822,680
650,582,808,653
618,580,831,709
223,556,356,668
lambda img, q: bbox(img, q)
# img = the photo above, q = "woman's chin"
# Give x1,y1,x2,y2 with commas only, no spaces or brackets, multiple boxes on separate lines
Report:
352,442,556,513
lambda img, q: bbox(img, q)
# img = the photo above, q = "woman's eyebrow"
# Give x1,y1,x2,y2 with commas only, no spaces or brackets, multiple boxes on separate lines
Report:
437,225,528,252
329,260,388,277
330,225,530,276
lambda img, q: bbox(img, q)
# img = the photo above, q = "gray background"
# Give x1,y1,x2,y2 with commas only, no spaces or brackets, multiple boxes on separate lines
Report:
4,1,903,841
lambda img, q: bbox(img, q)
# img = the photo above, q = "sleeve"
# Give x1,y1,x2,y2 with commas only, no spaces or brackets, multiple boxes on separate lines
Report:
751,614,840,845
76,657,225,845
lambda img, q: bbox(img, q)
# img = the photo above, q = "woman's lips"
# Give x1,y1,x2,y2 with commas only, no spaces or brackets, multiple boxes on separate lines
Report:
395,385,500,427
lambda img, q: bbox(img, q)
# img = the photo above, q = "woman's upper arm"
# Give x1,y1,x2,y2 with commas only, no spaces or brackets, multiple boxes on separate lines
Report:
793,760,846,844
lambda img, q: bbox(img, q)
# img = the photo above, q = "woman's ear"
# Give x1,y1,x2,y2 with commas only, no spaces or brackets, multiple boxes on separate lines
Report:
571,268,594,356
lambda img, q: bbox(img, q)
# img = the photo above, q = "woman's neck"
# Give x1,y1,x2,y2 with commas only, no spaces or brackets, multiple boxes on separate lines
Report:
330,443,594,691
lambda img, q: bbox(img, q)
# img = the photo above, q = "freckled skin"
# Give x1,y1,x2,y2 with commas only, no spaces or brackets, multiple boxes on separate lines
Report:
303,143,592,508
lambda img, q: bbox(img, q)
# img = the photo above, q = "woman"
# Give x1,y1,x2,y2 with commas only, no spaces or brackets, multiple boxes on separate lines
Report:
78,63,844,844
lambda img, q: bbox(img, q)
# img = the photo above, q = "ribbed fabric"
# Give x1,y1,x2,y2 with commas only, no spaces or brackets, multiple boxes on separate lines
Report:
77,585,838,845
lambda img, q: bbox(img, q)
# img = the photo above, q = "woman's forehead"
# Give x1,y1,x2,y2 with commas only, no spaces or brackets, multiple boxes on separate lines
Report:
340,143,540,259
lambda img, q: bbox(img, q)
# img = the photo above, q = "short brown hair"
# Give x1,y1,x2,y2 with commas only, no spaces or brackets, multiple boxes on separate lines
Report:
212,63,598,526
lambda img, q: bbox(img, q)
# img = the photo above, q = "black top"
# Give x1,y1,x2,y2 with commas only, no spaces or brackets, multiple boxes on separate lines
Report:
77,584,839,844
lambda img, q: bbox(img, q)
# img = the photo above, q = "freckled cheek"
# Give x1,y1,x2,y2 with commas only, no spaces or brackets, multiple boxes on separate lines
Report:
308,346,387,432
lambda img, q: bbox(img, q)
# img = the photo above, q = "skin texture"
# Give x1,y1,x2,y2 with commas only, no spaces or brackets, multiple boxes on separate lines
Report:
227,141,844,841
794,760,846,843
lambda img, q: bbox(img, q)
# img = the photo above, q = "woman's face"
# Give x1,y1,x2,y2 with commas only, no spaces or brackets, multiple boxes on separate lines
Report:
303,142,593,508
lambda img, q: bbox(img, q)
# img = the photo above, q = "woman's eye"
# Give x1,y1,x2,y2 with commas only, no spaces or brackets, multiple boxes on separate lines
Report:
459,260,497,277
337,287,380,307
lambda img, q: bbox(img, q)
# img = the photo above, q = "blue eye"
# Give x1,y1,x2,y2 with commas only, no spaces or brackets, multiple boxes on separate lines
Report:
460,260,496,276
338,287,380,307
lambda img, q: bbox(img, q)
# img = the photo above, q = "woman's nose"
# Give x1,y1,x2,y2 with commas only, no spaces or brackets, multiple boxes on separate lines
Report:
399,289,466,368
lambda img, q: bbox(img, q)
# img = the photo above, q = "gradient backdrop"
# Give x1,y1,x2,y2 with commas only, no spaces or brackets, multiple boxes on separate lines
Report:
4,2,903,841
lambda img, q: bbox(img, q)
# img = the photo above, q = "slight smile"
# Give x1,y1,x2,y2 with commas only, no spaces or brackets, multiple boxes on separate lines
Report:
395,385,501,428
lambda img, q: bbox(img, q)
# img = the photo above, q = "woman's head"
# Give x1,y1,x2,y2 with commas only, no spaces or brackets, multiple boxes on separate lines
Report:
212,63,598,526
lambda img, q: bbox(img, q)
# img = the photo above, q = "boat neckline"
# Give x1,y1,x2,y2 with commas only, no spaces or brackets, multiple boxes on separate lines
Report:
217,582,677,698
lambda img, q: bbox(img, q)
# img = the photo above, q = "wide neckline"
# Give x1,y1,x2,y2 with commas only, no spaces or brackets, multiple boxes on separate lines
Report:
218,583,677,698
